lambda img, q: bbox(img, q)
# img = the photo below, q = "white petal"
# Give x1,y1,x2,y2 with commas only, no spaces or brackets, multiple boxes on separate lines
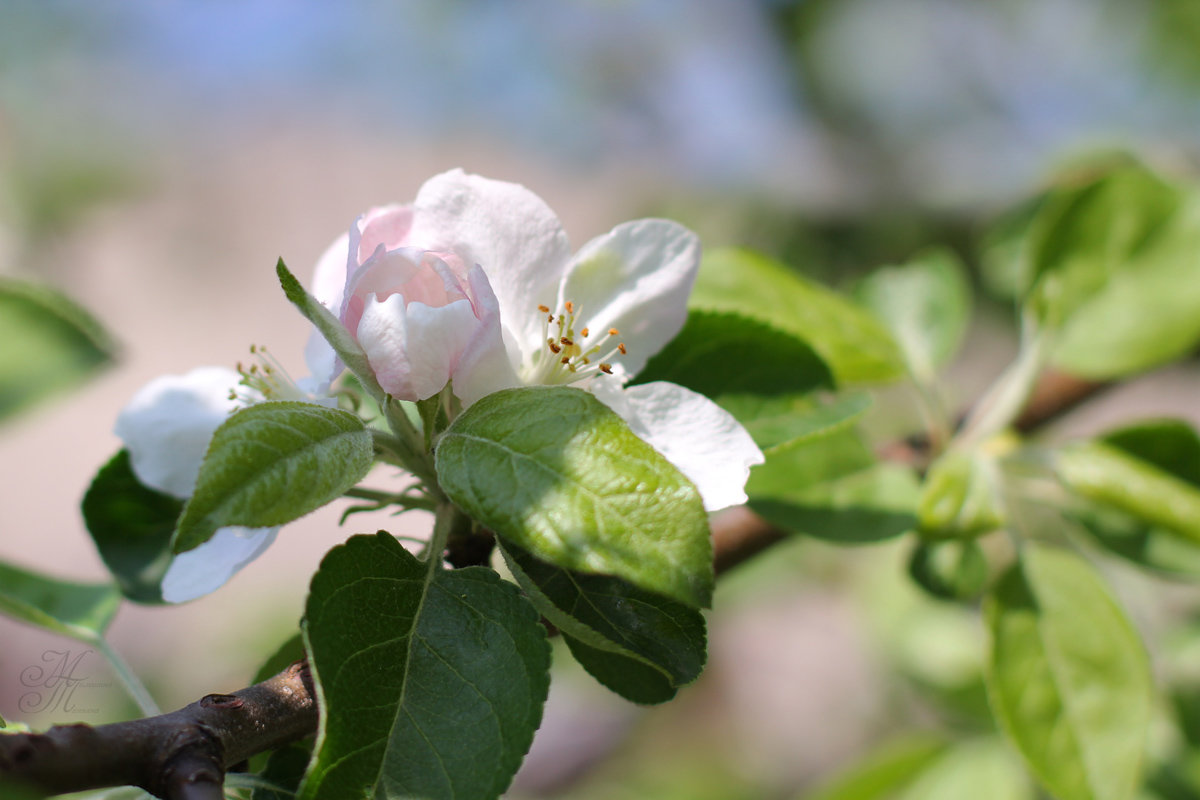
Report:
408,169,571,355
560,220,700,377
160,526,278,603
590,380,764,512
114,367,244,498
452,264,521,406
356,294,480,401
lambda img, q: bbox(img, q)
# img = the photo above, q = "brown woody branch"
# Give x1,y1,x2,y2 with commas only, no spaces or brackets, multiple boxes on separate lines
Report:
0,369,1109,798
0,661,315,798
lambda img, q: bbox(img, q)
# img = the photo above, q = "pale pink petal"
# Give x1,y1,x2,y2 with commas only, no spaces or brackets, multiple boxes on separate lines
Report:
356,204,413,263
452,265,521,406
160,526,278,603
559,220,700,378
590,380,763,512
114,367,246,499
356,295,480,401
408,169,571,355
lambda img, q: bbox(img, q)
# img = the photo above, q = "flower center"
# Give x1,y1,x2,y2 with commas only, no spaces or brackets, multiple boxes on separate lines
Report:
232,345,311,404
526,300,627,385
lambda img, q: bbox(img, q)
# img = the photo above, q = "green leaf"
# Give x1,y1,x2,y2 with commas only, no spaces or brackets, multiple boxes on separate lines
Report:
81,450,182,604
985,545,1153,800
896,738,1033,800
1058,440,1200,546
908,539,989,602
0,277,116,422
174,401,374,554
0,559,120,641
251,632,306,686
918,450,1006,541
276,258,386,402
436,386,713,607
747,428,919,544
252,741,313,800
808,735,949,800
501,542,705,704
1007,164,1200,378
690,248,905,384
722,390,871,454
1060,420,1200,576
632,309,834,398
300,533,550,800
855,248,971,380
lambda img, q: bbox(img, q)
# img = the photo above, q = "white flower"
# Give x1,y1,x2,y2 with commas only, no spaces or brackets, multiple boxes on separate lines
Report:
114,356,330,603
327,169,764,510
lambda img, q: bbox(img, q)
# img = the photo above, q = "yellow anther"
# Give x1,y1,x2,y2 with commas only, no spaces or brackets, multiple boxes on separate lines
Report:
599,363,613,374
608,328,619,336
565,301,575,313
538,304,550,313
581,327,590,338
617,343,627,355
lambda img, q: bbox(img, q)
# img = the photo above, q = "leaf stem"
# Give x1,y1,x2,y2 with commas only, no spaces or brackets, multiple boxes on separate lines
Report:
957,313,1050,449
94,636,161,717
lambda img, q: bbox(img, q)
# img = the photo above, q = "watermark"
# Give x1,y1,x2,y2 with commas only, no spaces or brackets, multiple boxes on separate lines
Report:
17,649,110,716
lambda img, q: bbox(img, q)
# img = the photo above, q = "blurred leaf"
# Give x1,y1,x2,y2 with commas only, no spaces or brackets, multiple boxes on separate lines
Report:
807,735,949,800
909,539,989,602
1058,440,1200,546
690,248,905,384
896,738,1033,800
251,632,305,686
174,402,373,554
0,559,119,641
985,545,1153,800
301,533,549,800
436,386,712,607
633,308,834,397
723,390,871,453
855,248,971,379
501,543,705,704
748,428,919,543
251,741,313,800
1063,420,1200,576
918,450,1005,541
999,164,1200,378
0,277,116,423
81,449,181,604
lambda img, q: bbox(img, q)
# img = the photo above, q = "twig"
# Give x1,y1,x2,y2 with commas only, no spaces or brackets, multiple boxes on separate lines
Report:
0,661,316,798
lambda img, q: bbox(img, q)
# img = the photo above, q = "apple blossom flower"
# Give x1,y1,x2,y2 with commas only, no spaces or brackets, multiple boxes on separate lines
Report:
114,356,331,603
310,169,764,510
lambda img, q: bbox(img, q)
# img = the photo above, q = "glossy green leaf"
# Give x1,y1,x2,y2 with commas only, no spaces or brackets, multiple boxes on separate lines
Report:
436,386,712,607
807,735,949,800
985,545,1153,800
300,533,550,800
855,248,971,379
174,401,374,554
690,248,905,384
896,738,1033,800
0,559,120,641
81,449,182,604
1006,165,1200,378
747,427,919,544
501,542,705,704
632,308,834,398
0,276,116,422
909,539,989,602
276,258,386,402
918,450,1006,541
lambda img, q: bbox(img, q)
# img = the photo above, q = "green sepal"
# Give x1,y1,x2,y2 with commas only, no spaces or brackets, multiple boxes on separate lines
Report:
918,450,1005,541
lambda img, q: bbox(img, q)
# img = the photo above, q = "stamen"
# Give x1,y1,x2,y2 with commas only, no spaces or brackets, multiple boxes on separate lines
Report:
565,301,575,313
618,343,627,354
581,327,589,338
538,304,550,313
609,328,619,336
599,363,613,374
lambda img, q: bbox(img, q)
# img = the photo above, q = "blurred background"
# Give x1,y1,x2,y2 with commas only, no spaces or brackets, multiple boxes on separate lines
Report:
3,1,1200,797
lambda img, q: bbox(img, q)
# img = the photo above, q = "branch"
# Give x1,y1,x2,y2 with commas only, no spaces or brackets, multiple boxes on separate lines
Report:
0,661,315,798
